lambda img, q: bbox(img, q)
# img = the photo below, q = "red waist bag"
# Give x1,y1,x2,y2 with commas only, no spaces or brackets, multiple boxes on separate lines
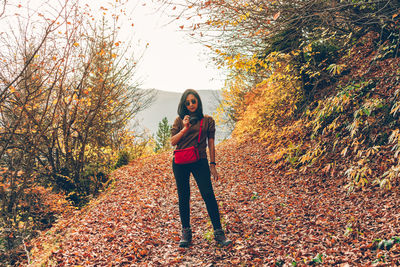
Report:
174,119,203,164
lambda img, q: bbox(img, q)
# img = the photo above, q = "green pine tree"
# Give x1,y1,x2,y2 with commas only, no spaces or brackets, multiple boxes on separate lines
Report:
154,117,172,152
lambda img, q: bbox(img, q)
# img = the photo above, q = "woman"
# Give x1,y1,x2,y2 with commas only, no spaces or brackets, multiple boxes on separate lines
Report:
171,89,232,248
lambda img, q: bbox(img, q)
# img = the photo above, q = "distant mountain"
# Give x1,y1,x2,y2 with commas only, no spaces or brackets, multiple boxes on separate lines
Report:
133,89,230,142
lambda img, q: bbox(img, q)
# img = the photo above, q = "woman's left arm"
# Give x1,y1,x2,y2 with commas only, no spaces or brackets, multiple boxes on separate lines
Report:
208,138,219,181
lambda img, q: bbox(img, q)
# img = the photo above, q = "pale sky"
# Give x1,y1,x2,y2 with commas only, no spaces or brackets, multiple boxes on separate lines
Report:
2,0,226,93
121,1,226,93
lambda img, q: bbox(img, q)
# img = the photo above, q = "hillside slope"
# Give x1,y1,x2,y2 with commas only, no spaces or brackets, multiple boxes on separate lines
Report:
28,139,400,266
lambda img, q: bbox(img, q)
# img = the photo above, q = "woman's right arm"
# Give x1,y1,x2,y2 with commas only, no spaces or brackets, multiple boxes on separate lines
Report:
171,115,190,146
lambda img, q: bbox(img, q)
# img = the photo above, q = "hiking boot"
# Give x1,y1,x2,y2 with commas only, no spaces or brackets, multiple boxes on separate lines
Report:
179,227,192,247
214,229,232,247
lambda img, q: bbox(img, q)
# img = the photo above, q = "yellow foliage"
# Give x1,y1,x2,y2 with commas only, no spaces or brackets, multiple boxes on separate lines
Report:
214,72,249,126
344,159,372,191
232,54,303,141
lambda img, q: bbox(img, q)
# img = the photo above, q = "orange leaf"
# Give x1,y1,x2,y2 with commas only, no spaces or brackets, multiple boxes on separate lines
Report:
273,12,280,20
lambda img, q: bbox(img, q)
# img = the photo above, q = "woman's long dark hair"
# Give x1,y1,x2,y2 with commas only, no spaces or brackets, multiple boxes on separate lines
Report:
177,89,204,120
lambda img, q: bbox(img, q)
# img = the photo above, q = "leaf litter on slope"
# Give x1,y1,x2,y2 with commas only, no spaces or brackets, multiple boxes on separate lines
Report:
29,139,400,266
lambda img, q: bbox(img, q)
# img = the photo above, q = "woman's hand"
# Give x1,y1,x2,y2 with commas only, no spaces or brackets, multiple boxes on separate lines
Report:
183,115,190,129
208,138,218,181
171,115,191,146
210,164,219,181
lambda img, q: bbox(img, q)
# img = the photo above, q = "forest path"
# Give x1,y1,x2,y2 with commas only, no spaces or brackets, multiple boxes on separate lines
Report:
30,139,400,266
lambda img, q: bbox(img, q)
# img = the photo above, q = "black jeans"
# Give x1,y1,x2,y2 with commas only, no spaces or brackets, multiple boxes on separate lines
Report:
172,158,222,230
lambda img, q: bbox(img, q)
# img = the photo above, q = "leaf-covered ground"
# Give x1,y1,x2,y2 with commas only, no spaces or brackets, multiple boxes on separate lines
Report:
29,139,400,266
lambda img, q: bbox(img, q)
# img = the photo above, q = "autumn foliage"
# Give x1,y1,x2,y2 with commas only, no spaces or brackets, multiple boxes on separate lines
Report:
3,0,400,265
161,0,400,191
232,53,303,141
27,140,400,265
0,1,154,263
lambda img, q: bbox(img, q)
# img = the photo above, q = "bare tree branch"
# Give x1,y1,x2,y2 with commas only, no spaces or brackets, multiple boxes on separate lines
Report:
0,0,6,18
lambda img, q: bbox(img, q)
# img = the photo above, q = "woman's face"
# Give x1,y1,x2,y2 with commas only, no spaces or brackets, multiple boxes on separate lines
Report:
185,94,198,113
